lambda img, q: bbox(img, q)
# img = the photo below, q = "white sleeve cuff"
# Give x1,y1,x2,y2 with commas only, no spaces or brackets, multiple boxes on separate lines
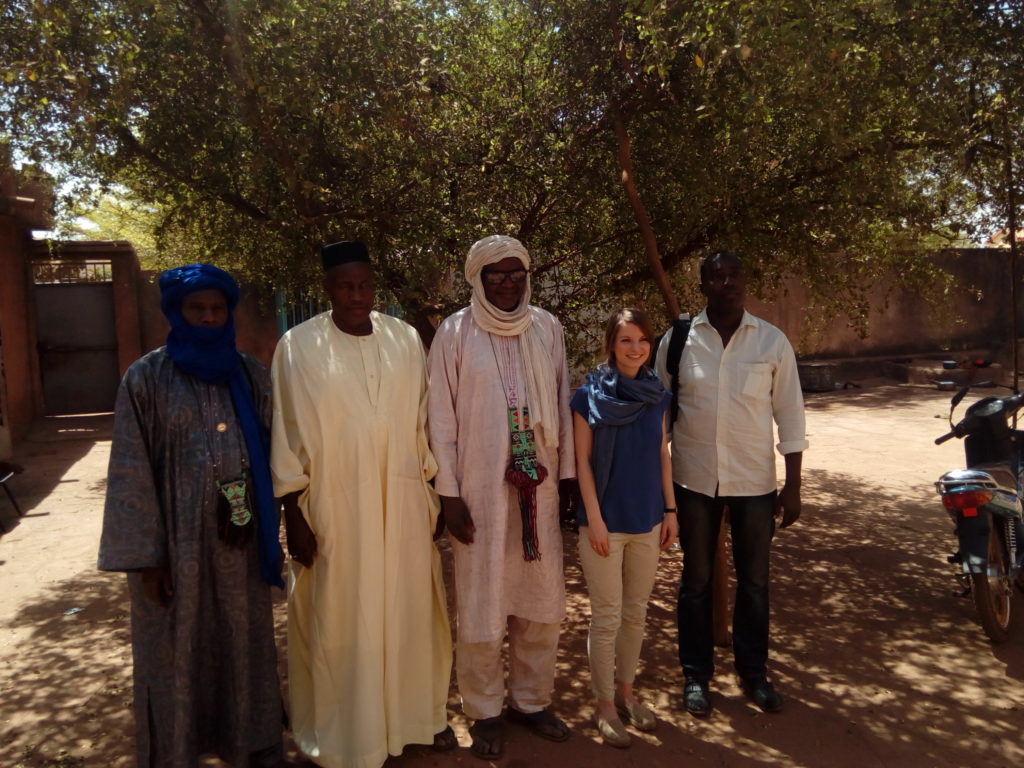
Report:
777,439,809,454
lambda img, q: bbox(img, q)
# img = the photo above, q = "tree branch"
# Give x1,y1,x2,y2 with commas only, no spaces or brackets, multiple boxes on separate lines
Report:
608,0,680,321
533,227,641,276
190,0,306,215
113,124,270,221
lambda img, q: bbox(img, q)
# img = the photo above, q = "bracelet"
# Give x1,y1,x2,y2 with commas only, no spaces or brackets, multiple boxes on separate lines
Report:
664,508,677,515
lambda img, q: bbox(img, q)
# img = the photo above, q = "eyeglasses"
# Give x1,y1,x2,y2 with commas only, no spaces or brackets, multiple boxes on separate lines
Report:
481,268,528,286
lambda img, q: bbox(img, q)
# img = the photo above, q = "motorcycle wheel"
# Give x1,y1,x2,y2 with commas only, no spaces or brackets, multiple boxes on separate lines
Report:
971,522,1012,643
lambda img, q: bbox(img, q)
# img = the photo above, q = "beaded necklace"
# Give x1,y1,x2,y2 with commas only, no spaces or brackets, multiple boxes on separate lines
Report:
489,334,546,561
194,380,253,541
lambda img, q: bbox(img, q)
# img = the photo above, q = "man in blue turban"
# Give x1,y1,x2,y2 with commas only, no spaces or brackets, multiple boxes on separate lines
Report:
100,264,285,768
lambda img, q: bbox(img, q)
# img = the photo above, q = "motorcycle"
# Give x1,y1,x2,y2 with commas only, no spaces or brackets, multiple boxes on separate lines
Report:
934,384,1024,642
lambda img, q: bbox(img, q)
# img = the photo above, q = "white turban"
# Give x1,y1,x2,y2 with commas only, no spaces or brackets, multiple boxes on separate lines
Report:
466,235,559,447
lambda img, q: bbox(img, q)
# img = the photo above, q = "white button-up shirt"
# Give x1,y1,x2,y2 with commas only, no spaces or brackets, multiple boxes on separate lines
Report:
655,310,808,498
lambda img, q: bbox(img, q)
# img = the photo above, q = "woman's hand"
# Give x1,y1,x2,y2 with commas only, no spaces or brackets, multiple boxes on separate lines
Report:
587,518,611,557
660,512,679,550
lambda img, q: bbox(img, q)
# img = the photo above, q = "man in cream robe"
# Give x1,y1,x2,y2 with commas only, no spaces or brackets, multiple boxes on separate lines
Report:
428,235,575,759
271,241,453,768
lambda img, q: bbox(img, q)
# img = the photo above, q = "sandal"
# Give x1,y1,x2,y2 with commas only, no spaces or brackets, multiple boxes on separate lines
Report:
505,707,571,742
615,695,657,732
594,712,631,748
469,716,504,760
432,724,458,752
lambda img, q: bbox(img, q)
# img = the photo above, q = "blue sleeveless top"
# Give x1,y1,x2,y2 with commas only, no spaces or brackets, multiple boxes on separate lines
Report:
570,377,670,534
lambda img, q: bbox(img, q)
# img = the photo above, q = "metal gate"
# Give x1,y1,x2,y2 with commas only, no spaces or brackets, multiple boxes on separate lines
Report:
33,259,120,415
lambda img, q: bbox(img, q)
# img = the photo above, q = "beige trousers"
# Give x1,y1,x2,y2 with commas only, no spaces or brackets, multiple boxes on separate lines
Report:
455,616,561,720
578,525,661,701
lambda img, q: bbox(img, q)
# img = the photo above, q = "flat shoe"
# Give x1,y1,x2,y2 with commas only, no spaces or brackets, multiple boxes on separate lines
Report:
505,707,571,742
614,696,656,732
469,716,504,760
594,713,630,748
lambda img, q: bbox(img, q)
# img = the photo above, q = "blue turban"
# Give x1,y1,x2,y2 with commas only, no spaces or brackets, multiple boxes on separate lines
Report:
159,264,240,384
159,262,240,313
159,264,284,588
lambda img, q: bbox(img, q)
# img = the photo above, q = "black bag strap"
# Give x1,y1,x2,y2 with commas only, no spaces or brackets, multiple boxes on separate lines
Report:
664,315,692,428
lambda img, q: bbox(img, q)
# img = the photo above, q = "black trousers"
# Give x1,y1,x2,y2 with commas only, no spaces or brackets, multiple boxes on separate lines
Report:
675,484,775,683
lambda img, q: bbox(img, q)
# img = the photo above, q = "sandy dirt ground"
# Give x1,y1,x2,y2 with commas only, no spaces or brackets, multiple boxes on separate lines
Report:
1,382,1023,768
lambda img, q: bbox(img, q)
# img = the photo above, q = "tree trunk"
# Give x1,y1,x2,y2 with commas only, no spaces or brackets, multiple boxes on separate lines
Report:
607,0,727,644
610,107,681,323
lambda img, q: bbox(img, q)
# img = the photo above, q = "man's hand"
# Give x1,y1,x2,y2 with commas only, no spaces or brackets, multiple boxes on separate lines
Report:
774,481,802,529
433,509,446,541
441,495,475,544
141,566,173,607
282,493,318,567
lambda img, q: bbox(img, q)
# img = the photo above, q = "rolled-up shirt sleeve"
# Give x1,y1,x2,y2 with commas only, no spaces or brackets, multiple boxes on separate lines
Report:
773,338,809,455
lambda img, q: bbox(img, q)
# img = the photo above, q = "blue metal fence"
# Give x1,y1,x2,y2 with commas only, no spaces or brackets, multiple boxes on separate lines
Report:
274,291,405,336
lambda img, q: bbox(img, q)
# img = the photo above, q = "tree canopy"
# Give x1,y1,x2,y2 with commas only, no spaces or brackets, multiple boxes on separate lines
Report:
3,0,1022,359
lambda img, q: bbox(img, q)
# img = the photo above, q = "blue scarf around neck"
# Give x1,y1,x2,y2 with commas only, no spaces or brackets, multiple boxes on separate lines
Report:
584,364,670,504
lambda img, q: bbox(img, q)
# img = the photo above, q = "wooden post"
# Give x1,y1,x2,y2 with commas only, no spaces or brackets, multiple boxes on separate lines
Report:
607,0,728,643
1003,112,1019,400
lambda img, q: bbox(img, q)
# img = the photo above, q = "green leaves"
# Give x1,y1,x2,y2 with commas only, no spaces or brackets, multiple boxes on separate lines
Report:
2,0,1021,361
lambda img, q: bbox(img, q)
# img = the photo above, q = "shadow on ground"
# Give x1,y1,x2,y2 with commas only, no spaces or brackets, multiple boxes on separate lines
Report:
3,396,1023,767
382,449,1024,768
0,571,131,767
0,415,113,538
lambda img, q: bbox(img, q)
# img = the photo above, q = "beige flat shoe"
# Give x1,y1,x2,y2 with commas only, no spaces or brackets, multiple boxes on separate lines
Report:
615,696,657,732
594,712,631,748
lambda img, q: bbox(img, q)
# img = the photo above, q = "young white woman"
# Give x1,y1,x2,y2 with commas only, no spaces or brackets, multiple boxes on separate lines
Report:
570,308,678,748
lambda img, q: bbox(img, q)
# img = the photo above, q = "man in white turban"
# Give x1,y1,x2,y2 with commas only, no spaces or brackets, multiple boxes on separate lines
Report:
427,235,576,759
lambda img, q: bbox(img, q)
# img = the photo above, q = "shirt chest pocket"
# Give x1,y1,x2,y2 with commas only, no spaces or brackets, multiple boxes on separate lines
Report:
740,362,773,400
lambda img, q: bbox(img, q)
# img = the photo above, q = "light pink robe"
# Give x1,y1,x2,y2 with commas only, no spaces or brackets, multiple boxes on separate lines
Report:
428,306,575,644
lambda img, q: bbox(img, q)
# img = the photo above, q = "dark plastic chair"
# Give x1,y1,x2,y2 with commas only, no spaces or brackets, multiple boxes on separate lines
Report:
0,466,24,518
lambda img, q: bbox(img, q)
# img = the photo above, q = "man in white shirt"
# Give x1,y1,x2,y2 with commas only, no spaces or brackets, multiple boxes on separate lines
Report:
655,250,808,717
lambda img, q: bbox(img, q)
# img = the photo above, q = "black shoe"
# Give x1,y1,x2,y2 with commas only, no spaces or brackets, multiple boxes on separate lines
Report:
741,678,783,713
683,679,711,718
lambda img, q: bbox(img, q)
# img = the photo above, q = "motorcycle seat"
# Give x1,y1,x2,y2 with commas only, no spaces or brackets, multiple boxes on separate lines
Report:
971,462,1018,491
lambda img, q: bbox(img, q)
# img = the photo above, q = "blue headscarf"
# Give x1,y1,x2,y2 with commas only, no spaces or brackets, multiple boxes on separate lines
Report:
584,364,670,504
159,264,284,588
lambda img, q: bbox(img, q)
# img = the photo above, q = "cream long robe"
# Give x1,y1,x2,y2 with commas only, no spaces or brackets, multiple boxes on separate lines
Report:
271,311,452,768
427,306,574,644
